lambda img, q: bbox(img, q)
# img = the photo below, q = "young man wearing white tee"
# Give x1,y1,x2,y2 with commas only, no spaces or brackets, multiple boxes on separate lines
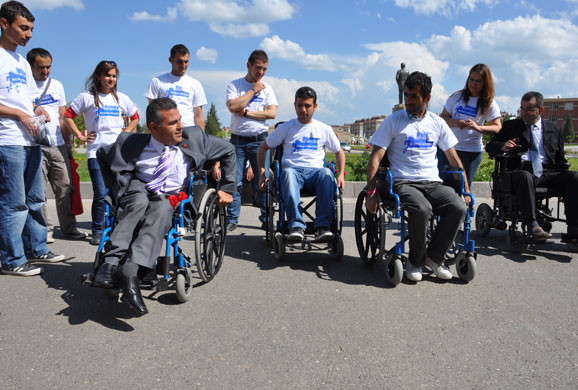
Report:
257,87,345,242
27,47,87,242
144,44,207,130
365,72,470,282
225,49,278,232
0,1,65,277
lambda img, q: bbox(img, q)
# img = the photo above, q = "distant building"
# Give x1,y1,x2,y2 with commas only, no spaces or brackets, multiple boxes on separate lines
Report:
541,97,578,139
347,115,387,140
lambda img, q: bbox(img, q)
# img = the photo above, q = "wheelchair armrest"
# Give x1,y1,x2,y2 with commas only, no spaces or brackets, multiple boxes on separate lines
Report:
442,169,475,210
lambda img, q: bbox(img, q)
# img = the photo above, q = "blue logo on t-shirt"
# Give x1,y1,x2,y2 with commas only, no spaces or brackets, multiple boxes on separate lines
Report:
403,131,433,153
455,104,476,118
167,86,190,99
34,93,58,106
249,95,263,104
6,68,27,93
96,104,120,122
293,137,319,152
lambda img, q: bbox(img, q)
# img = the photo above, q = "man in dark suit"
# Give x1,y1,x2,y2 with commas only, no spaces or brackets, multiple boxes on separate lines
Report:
92,97,236,314
486,91,578,241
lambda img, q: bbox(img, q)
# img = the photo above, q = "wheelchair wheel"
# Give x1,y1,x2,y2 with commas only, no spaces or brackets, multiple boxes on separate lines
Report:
330,235,344,261
455,252,476,282
265,179,276,245
175,268,193,302
335,192,343,235
274,234,285,261
354,189,385,269
475,203,493,237
195,188,226,282
384,254,403,286
506,229,527,253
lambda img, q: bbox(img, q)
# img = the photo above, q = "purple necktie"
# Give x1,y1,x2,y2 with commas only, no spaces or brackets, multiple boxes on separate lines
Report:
146,146,173,194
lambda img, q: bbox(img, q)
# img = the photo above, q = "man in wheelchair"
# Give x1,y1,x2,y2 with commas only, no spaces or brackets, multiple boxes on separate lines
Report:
92,98,236,314
486,91,578,242
365,72,471,282
256,86,345,242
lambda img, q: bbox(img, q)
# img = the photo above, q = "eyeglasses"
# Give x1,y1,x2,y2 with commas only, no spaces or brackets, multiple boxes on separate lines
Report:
296,88,316,99
101,60,117,66
520,106,539,113
468,77,484,84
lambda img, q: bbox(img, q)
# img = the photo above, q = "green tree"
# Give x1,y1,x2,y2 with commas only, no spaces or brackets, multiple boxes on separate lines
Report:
205,102,221,136
563,116,575,143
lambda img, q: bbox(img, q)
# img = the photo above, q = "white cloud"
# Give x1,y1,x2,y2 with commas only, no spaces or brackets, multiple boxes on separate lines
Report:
393,0,497,16
196,47,218,64
129,7,177,23
24,0,83,10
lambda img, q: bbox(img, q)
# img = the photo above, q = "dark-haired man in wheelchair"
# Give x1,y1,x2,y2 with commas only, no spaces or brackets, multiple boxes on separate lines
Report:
486,91,578,242
366,71,471,282
92,97,236,314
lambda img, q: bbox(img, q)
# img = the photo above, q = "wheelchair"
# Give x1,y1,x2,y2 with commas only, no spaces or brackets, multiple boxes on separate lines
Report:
264,148,344,261
81,170,227,303
354,164,477,286
475,149,577,252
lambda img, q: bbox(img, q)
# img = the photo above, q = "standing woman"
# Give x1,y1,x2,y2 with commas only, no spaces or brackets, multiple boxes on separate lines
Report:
64,60,139,245
438,63,502,186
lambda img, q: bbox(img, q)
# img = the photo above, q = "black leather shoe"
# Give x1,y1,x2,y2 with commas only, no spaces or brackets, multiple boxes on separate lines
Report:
121,276,148,314
93,263,116,288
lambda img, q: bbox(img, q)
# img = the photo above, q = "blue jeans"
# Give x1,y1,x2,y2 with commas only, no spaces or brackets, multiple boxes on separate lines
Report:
226,138,267,225
280,167,336,230
0,145,48,268
87,158,107,234
437,149,482,187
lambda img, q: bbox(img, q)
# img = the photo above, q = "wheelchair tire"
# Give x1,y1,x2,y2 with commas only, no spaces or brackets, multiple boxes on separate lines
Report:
274,234,285,261
330,235,344,261
195,188,226,283
506,229,527,253
475,203,493,237
175,269,193,302
354,189,385,269
335,192,343,235
266,181,276,246
455,253,476,282
384,254,403,286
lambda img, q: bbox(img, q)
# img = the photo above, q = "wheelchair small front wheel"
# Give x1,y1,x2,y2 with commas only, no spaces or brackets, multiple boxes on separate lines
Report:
330,235,344,261
475,203,493,237
175,270,193,302
506,229,528,253
455,253,476,282
274,234,285,261
384,254,403,286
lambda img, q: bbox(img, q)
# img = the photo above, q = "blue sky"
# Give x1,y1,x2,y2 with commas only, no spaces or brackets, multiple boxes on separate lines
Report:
19,0,578,127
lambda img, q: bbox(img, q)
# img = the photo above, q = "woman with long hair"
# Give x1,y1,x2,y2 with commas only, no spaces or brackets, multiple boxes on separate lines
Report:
64,60,139,245
439,63,502,186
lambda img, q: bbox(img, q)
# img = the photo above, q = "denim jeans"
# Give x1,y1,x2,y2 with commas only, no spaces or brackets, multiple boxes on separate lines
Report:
226,138,267,225
0,145,48,268
280,167,336,230
87,158,107,234
437,149,482,187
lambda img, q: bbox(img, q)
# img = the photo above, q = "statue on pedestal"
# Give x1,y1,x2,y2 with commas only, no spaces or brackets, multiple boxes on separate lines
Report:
395,63,409,105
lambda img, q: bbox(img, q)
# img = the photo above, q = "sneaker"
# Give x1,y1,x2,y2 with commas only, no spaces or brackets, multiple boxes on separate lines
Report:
2,262,43,276
90,232,102,246
226,223,237,233
27,251,66,263
287,227,304,242
61,230,88,240
405,261,422,282
425,256,452,280
532,226,552,241
314,227,334,242
46,232,54,244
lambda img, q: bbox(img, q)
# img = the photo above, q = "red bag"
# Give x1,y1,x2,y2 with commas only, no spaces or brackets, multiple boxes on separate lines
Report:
70,157,84,215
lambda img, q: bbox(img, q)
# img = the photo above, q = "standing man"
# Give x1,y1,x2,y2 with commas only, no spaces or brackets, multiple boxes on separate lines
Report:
396,62,409,105
366,71,469,282
0,1,65,277
27,47,87,242
257,87,345,242
486,91,578,241
145,44,207,130
225,49,278,232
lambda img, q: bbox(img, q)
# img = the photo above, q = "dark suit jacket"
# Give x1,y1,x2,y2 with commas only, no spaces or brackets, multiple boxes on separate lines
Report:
486,118,567,167
97,126,236,205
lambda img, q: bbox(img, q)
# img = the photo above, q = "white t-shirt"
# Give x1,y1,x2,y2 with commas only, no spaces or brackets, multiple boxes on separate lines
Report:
369,110,458,182
266,118,341,169
144,73,207,127
0,48,35,146
226,77,278,136
31,78,66,147
69,91,137,159
444,91,501,152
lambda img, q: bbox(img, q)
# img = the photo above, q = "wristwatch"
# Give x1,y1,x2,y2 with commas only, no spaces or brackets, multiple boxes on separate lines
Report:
243,109,248,117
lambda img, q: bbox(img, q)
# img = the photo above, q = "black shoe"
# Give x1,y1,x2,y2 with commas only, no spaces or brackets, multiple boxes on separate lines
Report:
90,232,102,246
1,262,43,276
93,263,117,288
27,251,66,263
120,276,148,314
226,223,237,233
315,227,334,242
61,230,88,240
287,227,304,242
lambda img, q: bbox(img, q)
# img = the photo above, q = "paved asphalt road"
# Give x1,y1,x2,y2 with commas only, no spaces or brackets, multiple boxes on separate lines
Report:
1,198,577,389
